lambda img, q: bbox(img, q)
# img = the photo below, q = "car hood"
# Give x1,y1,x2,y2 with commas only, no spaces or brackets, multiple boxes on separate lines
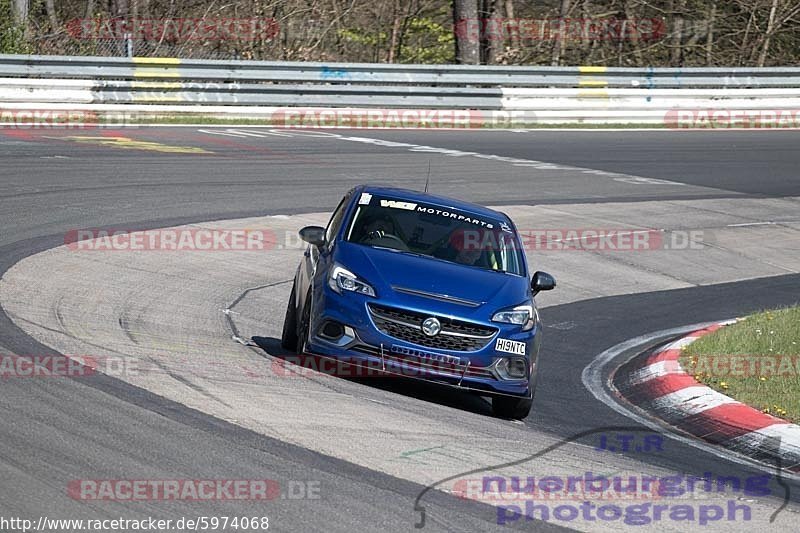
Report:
334,242,529,312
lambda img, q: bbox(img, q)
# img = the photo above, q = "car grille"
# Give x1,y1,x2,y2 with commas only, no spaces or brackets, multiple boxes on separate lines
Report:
367,303,497,352
351,344,496,380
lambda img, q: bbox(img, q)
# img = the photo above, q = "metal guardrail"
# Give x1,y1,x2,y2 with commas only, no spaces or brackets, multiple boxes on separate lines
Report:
1,54,799,124
3,54,800,87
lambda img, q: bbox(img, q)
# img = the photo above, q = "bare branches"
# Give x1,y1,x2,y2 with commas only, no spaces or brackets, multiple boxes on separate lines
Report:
6,0,800,65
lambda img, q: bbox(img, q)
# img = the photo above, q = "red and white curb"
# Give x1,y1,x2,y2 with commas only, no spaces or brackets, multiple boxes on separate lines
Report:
617,320,800,471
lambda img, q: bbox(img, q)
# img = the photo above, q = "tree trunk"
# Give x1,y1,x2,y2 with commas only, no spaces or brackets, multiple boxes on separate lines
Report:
504,0,518,49
758,0,779,67
550,0,571,66
453,0,480,64
579,0,591,53
669,0,685,66
740,10,754,66
387,5,402,63
12,0,29,25
624,0,643,65
481,0,502,64
705,3,716,65
44,0,58,31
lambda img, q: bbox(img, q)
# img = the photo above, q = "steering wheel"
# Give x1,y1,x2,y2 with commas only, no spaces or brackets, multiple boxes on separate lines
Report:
361,232,409,251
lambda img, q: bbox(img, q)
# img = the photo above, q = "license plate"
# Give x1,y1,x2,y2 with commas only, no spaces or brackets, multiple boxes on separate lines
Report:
495,338,526,355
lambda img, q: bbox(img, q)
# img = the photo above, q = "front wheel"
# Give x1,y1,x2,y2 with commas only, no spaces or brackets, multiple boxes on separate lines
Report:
492,396,533,420
280,283,299,351
295,290,312,355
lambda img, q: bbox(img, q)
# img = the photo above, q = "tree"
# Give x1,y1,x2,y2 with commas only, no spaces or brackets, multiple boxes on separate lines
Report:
551,0,570,66
1,0,30,52
45,0,58,31
453,0,479,64
7,0,800,66
12,0,26,24
480,0,502,64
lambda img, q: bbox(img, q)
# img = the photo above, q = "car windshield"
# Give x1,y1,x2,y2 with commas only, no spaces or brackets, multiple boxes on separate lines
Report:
344,194,525,275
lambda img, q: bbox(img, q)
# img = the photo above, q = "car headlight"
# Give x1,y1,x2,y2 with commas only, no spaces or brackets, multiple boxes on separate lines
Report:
492,303,536,331
329,263,376,297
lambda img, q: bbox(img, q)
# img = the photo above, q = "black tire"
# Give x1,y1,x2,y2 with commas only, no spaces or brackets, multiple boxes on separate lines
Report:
296,290,312,355
280,283,299,351
492,396,533,420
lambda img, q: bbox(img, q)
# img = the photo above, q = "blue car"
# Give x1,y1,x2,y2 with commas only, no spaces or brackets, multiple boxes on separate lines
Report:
281,185,555,419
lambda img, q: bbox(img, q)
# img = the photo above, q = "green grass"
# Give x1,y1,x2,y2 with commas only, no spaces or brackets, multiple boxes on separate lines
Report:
681,306,800,422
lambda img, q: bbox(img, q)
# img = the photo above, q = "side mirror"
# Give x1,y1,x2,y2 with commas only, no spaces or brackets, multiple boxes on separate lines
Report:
299,226,326,247
531,271,556,296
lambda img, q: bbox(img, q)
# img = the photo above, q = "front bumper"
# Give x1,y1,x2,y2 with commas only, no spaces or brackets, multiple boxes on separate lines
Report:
305,286,539,398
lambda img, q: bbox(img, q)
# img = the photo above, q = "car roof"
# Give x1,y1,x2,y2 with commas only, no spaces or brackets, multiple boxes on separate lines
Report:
354,185,510,222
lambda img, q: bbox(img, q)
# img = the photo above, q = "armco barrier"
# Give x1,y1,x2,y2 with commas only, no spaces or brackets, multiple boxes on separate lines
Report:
1,54,799,125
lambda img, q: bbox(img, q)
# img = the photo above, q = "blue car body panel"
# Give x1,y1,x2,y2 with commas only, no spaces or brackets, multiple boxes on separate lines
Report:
290,185,543,399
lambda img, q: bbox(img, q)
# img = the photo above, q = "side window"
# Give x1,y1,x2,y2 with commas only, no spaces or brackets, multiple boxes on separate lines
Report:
325,195,350,244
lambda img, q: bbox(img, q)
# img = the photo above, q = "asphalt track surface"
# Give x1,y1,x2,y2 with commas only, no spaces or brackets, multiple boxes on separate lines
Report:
364,130,800,198
1,127,799,531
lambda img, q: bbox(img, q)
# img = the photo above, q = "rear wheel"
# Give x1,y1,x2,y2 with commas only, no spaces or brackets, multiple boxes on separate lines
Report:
280,283,299,351
492,396,533,420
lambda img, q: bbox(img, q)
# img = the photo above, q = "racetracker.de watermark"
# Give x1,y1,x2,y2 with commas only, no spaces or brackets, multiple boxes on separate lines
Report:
64,227,706,253
0,355,93,378
685,354,800,377
0,109,136,129
271,354,473,379
665,109,800,129
454,17,666,42
68,480,277,501
65,229,278,252
458,228,704,252
67,479,320,501
258,228,705,253
270,108,526,129
65,17,280,41
0,355,139,379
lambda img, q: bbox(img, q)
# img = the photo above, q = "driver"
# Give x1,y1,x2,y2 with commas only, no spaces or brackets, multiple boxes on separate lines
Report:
358,214,396,243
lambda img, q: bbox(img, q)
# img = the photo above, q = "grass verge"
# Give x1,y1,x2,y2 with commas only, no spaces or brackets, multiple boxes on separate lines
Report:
681,306,800,422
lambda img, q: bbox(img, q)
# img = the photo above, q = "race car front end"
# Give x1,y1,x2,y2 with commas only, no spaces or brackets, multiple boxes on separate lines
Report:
302,252,541,399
